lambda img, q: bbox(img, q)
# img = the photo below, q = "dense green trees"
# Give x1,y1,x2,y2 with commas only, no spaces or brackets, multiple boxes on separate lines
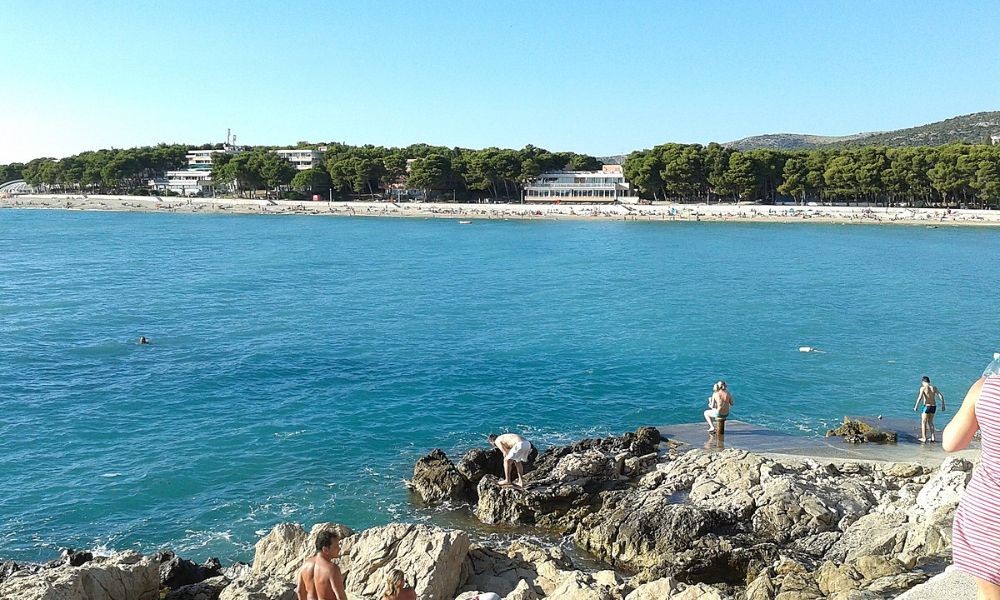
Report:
319,143,596,201
16,145,189,193
6,140,1000,207
623,143,1000,207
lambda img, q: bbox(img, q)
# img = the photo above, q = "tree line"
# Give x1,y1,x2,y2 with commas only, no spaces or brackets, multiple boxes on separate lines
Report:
624,143,1000,207
5,142,602,201
5,141,1000,207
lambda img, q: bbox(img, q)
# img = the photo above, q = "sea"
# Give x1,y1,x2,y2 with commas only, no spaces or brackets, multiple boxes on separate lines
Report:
1,209,998,563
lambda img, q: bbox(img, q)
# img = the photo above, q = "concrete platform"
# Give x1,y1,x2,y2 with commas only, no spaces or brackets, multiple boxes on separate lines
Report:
895,567,977,599
657,417,979,467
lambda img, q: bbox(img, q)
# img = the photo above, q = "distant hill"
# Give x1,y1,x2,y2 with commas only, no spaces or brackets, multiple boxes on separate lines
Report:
726,111,1000,151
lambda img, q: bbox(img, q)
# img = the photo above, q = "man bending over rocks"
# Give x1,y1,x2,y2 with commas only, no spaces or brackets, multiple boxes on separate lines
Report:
297,530,347,600
489,433,531,487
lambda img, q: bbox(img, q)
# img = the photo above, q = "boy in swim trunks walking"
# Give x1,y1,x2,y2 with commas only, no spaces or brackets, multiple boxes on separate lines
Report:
914,375,946,442
488,433,531,487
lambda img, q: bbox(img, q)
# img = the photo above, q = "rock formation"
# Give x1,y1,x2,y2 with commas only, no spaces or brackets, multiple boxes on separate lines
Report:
0,428,974,600
826,417,898,443
0,551,159,600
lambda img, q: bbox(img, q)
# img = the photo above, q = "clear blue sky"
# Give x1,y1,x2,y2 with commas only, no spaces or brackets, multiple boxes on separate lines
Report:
2,0,999,163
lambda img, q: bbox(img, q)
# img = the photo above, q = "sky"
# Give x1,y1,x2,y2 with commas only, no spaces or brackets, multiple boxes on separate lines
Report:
2,0,1000,164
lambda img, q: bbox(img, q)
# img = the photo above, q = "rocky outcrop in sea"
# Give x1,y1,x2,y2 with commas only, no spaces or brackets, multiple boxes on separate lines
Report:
0,427,972,599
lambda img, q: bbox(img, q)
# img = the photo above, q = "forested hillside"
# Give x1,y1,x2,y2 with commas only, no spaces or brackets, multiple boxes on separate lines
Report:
727,111,1000,151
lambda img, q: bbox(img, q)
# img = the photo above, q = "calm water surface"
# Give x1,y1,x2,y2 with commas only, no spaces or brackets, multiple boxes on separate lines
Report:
1,209,997,561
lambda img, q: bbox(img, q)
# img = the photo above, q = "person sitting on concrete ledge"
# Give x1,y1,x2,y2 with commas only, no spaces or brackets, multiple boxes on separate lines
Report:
704,380,734,434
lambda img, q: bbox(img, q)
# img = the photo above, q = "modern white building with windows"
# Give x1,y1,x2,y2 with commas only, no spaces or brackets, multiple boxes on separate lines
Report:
157,146,244,195
275,149,324,170
524,164,638,203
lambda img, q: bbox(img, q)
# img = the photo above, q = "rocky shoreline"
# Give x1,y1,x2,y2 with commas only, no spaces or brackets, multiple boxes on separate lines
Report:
0,427,973,599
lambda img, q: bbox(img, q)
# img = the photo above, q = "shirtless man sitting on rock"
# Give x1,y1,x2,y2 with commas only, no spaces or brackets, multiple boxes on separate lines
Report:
297,530,347,600
488,433,532,487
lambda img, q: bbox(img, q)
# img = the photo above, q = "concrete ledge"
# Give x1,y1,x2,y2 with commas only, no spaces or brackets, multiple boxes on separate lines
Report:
895,567,977,599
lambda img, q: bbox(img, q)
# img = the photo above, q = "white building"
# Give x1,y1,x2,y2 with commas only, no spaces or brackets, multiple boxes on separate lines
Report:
162,170,214,196
276,149,324,170
159,146,243,196
524,164,638,203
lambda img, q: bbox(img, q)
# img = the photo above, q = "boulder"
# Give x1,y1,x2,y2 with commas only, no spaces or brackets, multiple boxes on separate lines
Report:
504,579,539,600
411,449,472,505
623,576,682,600
0,551,159,600
340,523,470,600
217,576,294,600
457,448,507,490
825,511,908,563
61,550,94,568
160,555,224,589
825,418,897,444
575,488,717,571
0,562,19,585
544,570,616,600
164,575,229,600
250,522,353,582
457,546,540,598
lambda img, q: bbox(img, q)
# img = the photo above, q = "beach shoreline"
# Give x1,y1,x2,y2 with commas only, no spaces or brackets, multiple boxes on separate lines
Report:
4,193,1000,226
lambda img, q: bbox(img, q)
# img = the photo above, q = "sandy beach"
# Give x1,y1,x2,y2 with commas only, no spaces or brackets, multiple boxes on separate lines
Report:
4,193,1000,226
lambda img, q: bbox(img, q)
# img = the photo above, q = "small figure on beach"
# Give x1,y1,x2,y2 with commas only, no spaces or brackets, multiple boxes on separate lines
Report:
914,375,945,442
704,381,733,434
944,356,1000,599
296,530,347,600
381,569,416,600
137,336,150,345
488,433,531,487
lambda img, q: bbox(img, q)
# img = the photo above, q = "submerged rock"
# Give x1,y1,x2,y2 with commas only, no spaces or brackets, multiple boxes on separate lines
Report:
826,418,898,444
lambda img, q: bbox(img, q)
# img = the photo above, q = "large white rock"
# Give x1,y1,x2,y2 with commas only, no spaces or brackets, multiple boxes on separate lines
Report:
251,522,354,582
217,575,296,600
340,523,470,600
624,576,682,600
0,552,158,600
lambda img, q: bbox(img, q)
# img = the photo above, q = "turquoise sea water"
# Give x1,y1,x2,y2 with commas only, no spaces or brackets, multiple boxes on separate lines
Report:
2,209,998,562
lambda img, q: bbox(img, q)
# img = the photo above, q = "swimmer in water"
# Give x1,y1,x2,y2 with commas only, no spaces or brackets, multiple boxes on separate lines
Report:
138,336,150,345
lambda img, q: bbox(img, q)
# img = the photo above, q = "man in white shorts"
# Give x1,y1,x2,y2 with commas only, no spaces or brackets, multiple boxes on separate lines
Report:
488,433,532,487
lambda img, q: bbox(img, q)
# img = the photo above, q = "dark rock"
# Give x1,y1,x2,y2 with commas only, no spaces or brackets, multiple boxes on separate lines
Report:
164,575,229,600
0,560,19,584
471,429,662,532
61,548,94,567
160,555,223,590
826,417,897,444
457,448,506,489
411,448,472,505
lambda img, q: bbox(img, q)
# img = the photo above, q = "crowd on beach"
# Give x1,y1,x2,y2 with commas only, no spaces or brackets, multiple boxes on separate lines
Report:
4,193,1000,226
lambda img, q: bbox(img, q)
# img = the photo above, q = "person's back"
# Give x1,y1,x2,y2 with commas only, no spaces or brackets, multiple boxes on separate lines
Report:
299,556,338,600
714,390,733,416
297,531,346,600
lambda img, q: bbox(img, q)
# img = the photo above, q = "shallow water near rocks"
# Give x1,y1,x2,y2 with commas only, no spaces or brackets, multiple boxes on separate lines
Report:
2,209,997,562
